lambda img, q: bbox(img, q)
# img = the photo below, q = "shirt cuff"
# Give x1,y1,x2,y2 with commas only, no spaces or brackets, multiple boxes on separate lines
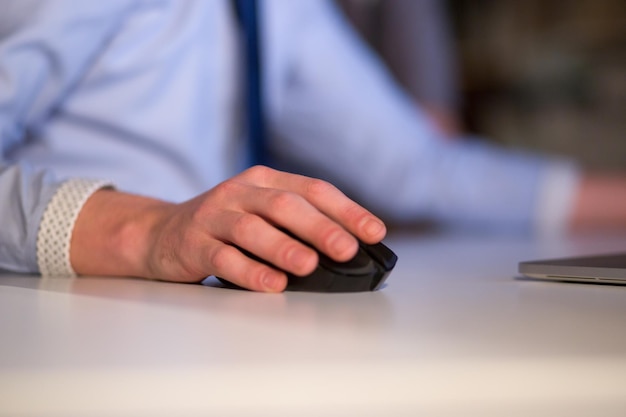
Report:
533,161,581,237
36,178,115,277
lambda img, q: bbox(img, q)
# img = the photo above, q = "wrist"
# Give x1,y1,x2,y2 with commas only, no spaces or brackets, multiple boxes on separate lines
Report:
70,189,175,278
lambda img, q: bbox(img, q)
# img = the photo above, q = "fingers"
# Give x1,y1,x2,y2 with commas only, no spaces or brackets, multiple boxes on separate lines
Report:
149,166,387,293
239,187,360,262
210,210,319,276
240,166,387,244
206,243,287,292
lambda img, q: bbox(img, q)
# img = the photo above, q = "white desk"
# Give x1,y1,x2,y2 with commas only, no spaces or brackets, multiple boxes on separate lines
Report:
1,233,626,417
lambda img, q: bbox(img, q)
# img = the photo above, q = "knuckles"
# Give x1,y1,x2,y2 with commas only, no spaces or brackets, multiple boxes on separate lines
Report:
230,213,261,238
341,203,369,226
241,165,272,183
303,178,335,199
209,179,245,202
266,189,299,213
208,245,236,272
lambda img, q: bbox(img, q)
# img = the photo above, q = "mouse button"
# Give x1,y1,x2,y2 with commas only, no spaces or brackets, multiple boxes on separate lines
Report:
360,242,397,271
326,275,373,292
286,269,374,292
285,268,335,292
317,247,374,276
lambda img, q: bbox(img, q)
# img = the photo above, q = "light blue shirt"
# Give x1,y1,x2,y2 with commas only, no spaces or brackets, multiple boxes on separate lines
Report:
0,0,579,273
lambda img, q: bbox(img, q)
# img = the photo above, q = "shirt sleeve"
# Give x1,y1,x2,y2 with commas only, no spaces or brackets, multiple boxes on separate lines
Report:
0,0,130,274
0,164,112,274
37,178,114,276
264,0,581,233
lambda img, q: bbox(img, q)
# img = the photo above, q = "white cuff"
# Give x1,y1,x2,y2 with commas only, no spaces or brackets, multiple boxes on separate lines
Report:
533,161,581,237
36,179,115,277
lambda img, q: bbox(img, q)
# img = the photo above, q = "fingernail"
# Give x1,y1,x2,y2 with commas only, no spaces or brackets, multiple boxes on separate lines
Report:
331,233,355,255
289,247,315,272
262,273,283,292
364,218,385,237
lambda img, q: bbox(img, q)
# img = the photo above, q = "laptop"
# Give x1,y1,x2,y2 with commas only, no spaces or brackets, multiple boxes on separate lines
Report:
519,252,626,285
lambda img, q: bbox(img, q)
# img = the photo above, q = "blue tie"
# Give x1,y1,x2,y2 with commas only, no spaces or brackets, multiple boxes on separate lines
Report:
234,0,266,167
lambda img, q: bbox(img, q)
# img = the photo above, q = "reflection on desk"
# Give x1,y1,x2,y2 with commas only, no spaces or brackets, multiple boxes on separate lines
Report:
1,233,626,417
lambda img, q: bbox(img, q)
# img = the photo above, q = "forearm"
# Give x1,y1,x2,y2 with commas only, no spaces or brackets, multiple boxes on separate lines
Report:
0,1,136,273
268,1,582,233
67,166,386,292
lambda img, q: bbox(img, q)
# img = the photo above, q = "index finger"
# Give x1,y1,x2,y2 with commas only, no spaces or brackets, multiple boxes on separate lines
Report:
243,166,387,244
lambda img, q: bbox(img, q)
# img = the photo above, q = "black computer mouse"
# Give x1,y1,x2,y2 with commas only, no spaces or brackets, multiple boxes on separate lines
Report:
217,234,397,293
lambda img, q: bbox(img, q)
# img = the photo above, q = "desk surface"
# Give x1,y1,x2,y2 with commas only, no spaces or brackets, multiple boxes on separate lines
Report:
1,233,626,417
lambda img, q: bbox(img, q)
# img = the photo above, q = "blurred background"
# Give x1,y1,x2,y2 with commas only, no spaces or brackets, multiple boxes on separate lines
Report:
337,0,626,170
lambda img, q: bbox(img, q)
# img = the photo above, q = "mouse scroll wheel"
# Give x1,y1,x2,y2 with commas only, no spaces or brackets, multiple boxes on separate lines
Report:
317,247,375,276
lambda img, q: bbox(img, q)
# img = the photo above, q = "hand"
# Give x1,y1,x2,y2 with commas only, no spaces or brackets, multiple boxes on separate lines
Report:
70,166,387,292
569,174,626,232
